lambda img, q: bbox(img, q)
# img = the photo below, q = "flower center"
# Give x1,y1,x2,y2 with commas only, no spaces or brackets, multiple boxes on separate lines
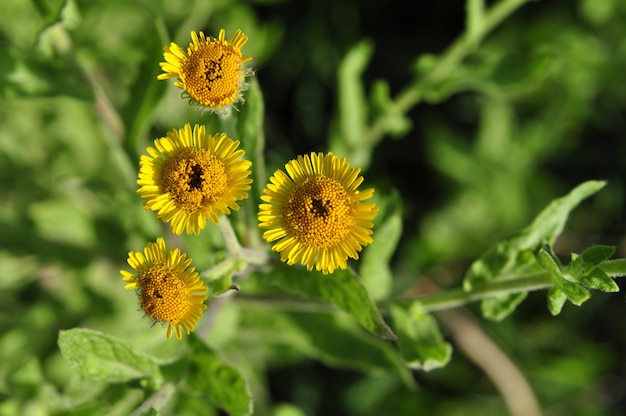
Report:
161,148,228,213
285,176,353,248
138,263,191,324
181,41,243,107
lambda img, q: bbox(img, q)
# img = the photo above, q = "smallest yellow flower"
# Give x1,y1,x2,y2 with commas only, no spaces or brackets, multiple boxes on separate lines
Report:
158,29,253,114
121,237,208,340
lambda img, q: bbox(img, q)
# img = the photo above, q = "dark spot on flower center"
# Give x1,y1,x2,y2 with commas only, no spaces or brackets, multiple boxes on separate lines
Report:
188,164,204,189
311,199,329,217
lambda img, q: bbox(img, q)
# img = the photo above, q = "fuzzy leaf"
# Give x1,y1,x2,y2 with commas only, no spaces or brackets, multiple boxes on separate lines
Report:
463,181,604,319
481,292,528,321
547,287,568,316
578,268,619,293
579,245,616,266
186,336,252,416
537,247,590,306
58,328,161,383
391,303,452,371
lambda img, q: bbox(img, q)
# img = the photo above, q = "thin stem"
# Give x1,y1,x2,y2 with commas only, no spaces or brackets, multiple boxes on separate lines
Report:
416,274,552,312
217,215,242,255
360,0,533,152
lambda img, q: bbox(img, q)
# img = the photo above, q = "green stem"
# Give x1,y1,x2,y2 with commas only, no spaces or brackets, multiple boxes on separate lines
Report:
416,274,552,312
360,0,532,153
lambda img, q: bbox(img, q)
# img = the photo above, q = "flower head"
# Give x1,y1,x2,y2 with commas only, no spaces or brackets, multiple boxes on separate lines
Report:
258,152,378,274
121,237,208,340
137,123,252,235
158,29,253,114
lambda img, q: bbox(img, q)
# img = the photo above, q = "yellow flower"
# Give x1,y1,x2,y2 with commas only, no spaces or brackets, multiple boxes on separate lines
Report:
258,152,378,274
137,123,252,235
158,29,253,114
121,237,208,340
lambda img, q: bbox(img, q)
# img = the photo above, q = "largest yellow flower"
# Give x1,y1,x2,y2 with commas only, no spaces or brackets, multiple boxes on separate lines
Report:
137,123,252,235
158,29,253,114
258,152,378,274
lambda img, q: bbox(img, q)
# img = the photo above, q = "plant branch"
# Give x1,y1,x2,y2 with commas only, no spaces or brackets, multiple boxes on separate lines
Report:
414,274,552,312
361,0,533,151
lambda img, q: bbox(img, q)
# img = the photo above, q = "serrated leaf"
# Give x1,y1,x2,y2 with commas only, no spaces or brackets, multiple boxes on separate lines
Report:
578,268,619,293
58,328,161,383
391,303,452,371
547,287,567,316
263,264,396,340
186,337,252,416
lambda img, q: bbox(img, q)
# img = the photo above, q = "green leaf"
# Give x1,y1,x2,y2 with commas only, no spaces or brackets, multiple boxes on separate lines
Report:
360,201,402,301
579,245,616,265
390,303,452,371
370,80,412,138
465,180,606,290
121,17,170,161
578,268,619,293
58,328,162,383
284,311,415,388
336,40,372,147
237,76,267,241
0,46,91,99
463,181,604,319
481,293,528,321
537,247,590,306
547,287,567,316
262,264,397,340
186,336,252,416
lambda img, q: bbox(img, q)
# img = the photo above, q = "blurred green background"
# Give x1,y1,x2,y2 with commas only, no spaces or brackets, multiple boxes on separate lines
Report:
1,0,625,414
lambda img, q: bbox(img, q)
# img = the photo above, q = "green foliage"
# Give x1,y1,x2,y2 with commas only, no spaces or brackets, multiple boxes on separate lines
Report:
58,328,162,384
2,0,626,414
391,303,452,371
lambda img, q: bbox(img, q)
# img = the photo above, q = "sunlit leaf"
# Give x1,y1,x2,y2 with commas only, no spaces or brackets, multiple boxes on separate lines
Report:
261,264,396,340
58,328,162,383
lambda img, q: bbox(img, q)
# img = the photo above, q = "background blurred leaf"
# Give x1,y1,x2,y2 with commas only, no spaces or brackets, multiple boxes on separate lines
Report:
359,192,402,301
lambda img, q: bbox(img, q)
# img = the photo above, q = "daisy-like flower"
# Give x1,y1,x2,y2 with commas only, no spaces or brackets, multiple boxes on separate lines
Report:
137,123,252,235
121,237,208,340
158,29,253,114
258,152,378,274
